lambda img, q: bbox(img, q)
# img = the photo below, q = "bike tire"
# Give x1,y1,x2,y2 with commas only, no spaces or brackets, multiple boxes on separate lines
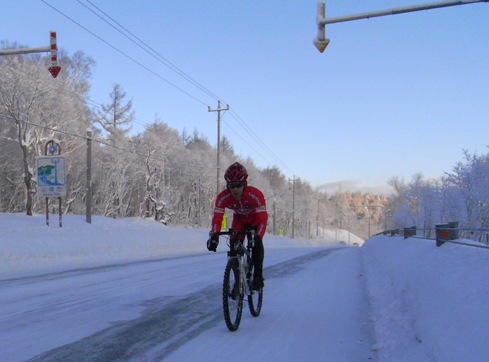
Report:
223,258,243,331
248,284,263,317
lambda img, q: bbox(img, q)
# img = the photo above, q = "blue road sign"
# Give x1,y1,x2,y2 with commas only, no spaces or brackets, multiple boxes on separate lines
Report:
36,156,67,197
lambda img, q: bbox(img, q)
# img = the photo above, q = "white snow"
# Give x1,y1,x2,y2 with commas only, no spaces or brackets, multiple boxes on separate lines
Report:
1,213,488,361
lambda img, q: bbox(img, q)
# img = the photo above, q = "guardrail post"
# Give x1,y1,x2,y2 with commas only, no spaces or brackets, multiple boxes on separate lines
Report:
435,223,450,247
404,226,416,239
436,221,459,247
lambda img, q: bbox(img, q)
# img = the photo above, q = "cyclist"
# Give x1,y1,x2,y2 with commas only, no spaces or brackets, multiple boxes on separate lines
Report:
207,162,268,290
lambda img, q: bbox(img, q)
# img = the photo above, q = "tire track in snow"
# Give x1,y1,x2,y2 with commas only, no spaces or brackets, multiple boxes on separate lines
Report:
27,248,341,361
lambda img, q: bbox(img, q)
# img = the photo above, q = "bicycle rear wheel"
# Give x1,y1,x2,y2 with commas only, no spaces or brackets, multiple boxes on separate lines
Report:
248,282,263,317
223,258,243,331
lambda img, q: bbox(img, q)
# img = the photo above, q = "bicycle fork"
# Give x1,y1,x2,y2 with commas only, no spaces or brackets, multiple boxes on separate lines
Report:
241,249,254,297
230,241,254,297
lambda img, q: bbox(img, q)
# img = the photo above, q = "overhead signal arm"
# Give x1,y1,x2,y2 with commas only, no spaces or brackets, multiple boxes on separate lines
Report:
0,31,61,78
314,0,488,53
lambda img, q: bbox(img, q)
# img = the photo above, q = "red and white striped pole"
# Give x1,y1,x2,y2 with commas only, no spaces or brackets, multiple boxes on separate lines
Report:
48,31,61,78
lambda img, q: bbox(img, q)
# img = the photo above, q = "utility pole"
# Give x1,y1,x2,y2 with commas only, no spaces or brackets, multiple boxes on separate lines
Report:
208,100,229,195
86,129,92,224
317,198,320,237
273,199,276,235
289,176,300,238
197,176,202,227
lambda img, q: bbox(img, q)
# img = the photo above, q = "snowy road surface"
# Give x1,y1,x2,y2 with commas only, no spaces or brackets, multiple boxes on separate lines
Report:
1,246,375,361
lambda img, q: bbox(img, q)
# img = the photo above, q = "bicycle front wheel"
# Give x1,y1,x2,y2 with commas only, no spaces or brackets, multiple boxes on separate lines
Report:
223,258,243,331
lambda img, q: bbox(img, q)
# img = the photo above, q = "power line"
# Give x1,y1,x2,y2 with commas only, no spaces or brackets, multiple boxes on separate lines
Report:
79,0,222,102
227,109,296,176
2,52,296,177
41,0,209,107
0,60,151,134
220,114,295,175
39,0,298,177
1,113,170,164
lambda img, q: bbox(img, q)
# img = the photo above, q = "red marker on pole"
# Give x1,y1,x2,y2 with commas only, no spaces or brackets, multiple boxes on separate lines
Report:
48,31,61,78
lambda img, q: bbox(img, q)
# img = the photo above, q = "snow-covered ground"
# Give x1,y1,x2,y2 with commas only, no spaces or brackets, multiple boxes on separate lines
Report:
1,213,488,361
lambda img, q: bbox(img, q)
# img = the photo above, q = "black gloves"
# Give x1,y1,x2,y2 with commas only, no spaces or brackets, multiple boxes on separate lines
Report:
206,233,261,252
207,233,219,252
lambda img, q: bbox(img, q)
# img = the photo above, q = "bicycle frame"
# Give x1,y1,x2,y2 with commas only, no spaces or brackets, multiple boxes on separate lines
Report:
216,228,254,290
229,233,253,295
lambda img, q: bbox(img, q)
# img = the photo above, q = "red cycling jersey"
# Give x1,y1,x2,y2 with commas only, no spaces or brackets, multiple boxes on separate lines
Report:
211,185,268,238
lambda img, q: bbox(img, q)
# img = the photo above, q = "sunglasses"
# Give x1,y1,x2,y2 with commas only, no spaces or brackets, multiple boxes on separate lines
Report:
228,182,243,189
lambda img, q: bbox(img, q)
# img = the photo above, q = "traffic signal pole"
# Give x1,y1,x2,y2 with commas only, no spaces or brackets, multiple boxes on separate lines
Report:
0,31,61,77
314,0,488,53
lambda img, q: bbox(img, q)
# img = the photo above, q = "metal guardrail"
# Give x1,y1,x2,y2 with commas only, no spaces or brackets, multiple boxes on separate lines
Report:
379,223,489,250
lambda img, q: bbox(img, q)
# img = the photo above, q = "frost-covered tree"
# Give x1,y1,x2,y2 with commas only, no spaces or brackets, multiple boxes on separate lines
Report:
0,44,93,215
388,148,489,240
91,84,136,218
220,136,236,159
259,166,287,234
93,84,133,144
134,119,183,223
446,150,489,230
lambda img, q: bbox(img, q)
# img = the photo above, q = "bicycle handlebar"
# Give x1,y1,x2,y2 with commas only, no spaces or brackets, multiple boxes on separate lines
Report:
212,228,256,238
213,228,255,256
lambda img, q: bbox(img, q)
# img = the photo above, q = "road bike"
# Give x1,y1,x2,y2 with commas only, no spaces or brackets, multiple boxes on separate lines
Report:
214,227,263,331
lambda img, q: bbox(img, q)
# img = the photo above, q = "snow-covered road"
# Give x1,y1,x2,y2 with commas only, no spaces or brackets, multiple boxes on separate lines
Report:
165,247,375,362
4,214,489,361
1,246,375,361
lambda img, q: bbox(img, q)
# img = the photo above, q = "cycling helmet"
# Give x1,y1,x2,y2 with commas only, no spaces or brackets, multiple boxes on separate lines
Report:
224,162,248,184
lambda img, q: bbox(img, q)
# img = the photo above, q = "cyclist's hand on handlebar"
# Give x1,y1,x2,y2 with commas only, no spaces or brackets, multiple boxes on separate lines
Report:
207,233,219,252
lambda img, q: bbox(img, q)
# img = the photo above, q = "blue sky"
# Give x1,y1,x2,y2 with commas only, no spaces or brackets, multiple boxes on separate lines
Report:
2,0,488,194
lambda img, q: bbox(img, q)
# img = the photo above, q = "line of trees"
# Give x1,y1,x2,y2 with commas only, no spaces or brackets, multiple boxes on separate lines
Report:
1,44,487,240
0,45,347,238
387,150,489,239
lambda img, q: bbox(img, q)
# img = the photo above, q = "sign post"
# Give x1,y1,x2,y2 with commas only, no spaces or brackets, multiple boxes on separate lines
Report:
48,31,61,78
0,31,61,78
36,140,66,227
